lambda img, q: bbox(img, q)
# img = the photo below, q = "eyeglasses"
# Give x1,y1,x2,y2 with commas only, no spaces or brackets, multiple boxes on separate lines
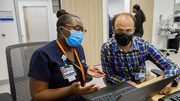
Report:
66,24,87,33
60,26,86,35
115,29,134,34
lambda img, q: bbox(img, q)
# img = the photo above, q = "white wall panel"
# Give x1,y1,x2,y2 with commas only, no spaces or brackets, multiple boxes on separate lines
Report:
0,0,19,81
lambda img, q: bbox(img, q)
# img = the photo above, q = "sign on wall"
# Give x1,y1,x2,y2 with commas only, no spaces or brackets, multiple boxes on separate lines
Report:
0,11,14,21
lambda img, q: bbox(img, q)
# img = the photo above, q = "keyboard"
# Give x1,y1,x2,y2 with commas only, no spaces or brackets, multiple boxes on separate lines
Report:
82,81,137,101
91,86,134,101
158,90,180,101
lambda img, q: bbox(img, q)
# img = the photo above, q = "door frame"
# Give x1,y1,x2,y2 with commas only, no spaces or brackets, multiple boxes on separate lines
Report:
18,1,52,43
102,0,109,42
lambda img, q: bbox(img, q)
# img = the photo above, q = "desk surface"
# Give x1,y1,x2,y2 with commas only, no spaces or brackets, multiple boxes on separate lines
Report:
136,76,180,101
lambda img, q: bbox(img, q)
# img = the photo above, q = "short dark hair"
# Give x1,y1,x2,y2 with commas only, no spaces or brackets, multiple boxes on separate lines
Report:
112,13,136,28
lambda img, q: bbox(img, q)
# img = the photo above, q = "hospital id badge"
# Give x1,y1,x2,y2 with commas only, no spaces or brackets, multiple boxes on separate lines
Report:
135,64,146,80
135,72,145,80
60,65,77,82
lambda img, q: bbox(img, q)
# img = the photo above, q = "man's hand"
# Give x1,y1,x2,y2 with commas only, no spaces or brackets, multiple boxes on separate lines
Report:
71,81,100,95
87,66,105,78
127,81,137,86
159,81,173,95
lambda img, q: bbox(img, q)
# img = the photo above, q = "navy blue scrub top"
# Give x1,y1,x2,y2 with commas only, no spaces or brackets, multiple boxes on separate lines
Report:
28,40,88,101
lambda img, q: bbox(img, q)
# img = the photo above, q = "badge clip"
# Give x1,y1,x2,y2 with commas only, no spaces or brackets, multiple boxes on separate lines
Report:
61,54,67,66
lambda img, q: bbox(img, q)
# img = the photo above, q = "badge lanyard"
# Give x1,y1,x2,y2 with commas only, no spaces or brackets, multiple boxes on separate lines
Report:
56,39,85,84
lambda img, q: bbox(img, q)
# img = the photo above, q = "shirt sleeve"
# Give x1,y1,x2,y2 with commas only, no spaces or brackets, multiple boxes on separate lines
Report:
28,50,51,82
101,44,128,83
146,41,180,86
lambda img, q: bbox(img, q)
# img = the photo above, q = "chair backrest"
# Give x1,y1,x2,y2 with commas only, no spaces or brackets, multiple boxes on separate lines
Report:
6,41,50,101
0,93,13,101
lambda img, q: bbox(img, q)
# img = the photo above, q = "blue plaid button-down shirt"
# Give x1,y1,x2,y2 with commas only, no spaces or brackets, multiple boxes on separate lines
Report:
101,37,179,85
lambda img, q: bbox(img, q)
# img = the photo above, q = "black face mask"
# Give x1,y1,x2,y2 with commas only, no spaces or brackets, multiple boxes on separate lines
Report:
115,33,133,46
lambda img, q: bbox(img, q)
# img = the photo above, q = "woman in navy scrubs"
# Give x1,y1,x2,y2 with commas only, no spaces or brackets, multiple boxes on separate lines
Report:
28,9,105,101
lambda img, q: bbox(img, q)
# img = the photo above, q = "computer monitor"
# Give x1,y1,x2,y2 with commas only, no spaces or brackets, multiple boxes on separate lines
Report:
118,74,180,101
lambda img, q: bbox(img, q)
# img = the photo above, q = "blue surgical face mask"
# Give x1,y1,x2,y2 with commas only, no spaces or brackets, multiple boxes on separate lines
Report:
63,30,83,47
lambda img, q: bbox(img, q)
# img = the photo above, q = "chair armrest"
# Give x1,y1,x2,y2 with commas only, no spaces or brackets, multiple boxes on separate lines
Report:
0,93,13,101
151,69,163,77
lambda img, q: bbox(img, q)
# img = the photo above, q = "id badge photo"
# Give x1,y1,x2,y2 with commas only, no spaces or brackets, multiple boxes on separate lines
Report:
135,65,145,80
60,65,77,82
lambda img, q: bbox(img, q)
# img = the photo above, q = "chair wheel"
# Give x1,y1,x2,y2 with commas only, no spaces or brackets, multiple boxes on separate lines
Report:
174,51,178,54
166,53,170,56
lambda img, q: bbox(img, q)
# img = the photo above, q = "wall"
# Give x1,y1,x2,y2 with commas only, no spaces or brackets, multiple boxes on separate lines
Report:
0,0,19,81
175,3,180,10
108,0,124,17
61,0,103,66
175,1,180,16
102,0,109,42
51,12,58,40
152,0,175,48
0,0,57,81
108,0,131,17
124,0,131,12
131,0,154,42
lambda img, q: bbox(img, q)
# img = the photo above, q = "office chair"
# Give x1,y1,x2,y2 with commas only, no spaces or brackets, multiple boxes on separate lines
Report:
0,93,13,101
6,41,93,101
151,69,163,77
6,41,50,101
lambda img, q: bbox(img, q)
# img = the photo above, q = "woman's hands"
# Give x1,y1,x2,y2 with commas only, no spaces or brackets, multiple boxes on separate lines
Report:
87,66,105,78
71,81,100,95
70,66,105,95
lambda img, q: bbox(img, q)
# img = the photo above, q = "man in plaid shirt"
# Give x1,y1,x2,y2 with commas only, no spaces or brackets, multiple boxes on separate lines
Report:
101,13,180,95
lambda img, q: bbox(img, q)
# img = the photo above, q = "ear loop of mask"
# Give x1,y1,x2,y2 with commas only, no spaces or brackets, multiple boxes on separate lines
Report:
61,29,66,39
60,27,67,39
61,33,64,39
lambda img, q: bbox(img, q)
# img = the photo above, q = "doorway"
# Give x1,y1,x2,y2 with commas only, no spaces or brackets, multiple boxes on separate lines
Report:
23,6,50,42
